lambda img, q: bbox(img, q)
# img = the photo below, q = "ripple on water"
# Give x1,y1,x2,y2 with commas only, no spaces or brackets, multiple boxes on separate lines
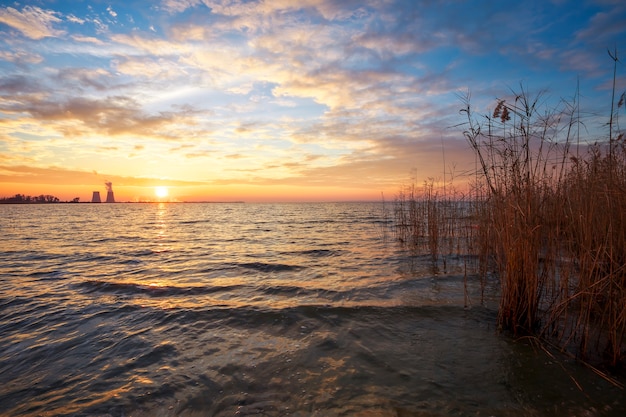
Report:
0,203,624,417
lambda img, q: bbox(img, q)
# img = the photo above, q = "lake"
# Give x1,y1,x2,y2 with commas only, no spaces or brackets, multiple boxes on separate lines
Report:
0,202,623,416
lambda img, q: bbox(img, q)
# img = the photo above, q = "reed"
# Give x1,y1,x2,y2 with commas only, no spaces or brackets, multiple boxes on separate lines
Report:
457,75,626,368
393,172,480,278
553,143,626,367
392,56,625,368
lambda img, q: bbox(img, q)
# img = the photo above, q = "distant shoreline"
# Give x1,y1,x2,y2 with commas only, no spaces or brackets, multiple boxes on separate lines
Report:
0,200,386,205
0,200,246,204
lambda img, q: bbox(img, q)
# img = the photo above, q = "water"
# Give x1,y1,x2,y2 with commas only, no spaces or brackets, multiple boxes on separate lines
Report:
0,202,623,416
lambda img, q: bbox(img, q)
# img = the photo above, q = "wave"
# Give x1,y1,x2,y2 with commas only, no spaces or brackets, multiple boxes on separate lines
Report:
74,280,245,297
280,249,341,257
70,272,487,311
256,284,348,300
178,219,213,225
72,279,351,305
26,269,68,280
156,303,498,332
236,261,303,273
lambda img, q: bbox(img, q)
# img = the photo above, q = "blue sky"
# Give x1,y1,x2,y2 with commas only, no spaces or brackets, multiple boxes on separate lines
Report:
0,0,624,201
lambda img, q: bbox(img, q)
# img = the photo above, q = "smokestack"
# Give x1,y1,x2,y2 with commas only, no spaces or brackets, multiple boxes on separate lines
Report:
91,191,101,203
105,181,115,203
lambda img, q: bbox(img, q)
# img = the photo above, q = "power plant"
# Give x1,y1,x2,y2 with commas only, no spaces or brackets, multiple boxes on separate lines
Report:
105,181,115,203
91,182,115,203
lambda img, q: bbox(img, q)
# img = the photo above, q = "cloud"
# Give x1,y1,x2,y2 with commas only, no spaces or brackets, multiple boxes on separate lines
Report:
198,0,371,23
71,34,105,45
0,5,65,39
0,2,467,182
66,14,85,25
4,96,206,141
161,0,203,14
1,0,622,201
110,33,195,56
113,56,190,80
218,132,474,191
0,165,207,187
0,75,43,95
185,151,211,159
53,68,113,91
558,49,605,78
0,49,43,64
103,1,453,125
575,3,626,45
107,6,118,18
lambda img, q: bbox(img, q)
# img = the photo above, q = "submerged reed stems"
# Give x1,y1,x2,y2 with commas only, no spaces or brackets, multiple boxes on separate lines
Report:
393,175,478,274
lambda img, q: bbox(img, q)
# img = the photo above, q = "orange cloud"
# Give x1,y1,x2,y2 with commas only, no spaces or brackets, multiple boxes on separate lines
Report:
0,165,206,187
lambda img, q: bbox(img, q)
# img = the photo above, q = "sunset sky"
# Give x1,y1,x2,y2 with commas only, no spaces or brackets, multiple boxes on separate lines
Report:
1,0,625,202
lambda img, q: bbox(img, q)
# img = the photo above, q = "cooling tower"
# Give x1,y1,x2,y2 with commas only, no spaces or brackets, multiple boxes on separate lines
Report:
91,191,101,203
104,181,115,203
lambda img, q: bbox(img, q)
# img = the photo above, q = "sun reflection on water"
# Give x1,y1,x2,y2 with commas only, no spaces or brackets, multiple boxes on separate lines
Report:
154,202,172,253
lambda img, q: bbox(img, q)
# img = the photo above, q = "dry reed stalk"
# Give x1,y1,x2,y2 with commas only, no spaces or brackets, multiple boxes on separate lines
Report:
393,174,479,278
395,73,624,368
460,78,626,368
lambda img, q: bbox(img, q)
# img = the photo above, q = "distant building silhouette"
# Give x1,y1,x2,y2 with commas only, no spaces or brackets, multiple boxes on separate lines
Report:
91,191,101,203
105,181,115,203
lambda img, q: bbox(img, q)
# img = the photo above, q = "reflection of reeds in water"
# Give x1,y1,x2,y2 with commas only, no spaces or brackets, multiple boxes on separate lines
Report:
394,75,626,369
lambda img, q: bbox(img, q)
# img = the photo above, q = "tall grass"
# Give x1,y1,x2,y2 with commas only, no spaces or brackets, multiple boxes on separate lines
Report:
393,175,478,274
394,70,626,369
459,79,626,368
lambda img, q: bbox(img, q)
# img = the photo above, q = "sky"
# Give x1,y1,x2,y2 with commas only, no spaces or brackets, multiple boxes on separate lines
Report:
0,0,625,202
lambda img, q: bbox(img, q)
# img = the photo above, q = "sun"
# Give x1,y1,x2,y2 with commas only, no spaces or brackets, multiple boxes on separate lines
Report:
154,186,169,199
